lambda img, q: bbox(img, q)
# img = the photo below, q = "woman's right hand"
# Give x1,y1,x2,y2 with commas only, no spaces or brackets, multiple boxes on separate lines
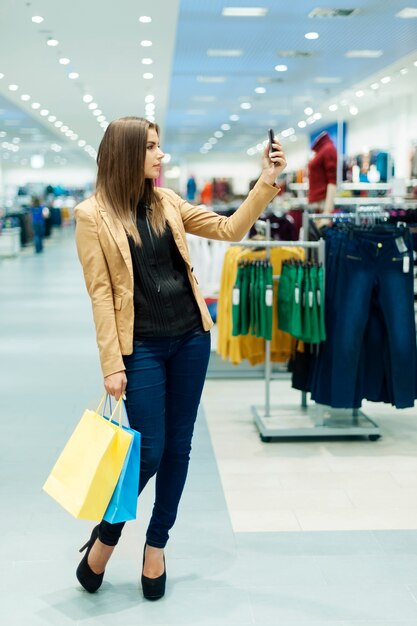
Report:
104,370,127,400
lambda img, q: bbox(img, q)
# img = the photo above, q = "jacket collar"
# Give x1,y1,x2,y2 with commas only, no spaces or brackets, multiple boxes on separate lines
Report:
93,192,191,278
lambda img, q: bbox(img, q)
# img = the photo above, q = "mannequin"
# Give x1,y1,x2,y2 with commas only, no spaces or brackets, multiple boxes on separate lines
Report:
308,131,337,212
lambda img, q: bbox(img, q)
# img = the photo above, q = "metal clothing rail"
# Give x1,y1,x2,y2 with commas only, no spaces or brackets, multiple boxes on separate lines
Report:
302,207,389,240
231,227,381,442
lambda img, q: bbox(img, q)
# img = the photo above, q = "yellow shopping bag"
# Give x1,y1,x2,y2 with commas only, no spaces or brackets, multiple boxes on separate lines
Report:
43,396,132,521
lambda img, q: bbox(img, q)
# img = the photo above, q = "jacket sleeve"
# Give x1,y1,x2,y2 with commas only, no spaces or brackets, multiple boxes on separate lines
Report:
173,178,280,242
74,206,125,378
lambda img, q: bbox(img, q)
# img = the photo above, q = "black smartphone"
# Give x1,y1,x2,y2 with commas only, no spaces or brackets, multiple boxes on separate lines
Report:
268,128,274,157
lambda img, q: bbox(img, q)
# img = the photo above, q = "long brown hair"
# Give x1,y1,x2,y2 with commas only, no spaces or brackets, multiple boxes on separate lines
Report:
96,116,165,245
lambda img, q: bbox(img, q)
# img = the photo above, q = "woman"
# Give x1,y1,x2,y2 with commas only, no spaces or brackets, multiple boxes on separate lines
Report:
74,116,286,599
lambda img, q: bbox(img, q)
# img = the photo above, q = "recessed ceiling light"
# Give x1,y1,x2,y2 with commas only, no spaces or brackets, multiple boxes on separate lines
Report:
141,40,153,47
68,72,79,79
32,16,44,23
414,60,417,67
47,38,59,46
214,131,223,138
143,73,153,79
0,73,4,79
349,105,359,115
380,76,391,84
240,102,252,109
20,94,31,101
400,68,409,75
78,140,87,147
31,102,41,109
275,64,288,72
54,121,62,128
229,114,239,121
209,138,218,144
83,94,93,103
305,32,319,40
304,107,313,115
93,110,101,117
222,7,268,17
221,123,231,130
59,58,70,65
355,90,365,97
40,109,49,116
65,130,72,137
139,15,152,23
396,8,417,18
97,115,106,122
88,102,98,110
8,84,18,91
145,95,155,103
298,121,307,128
200,148,208,154
345,49,383,58
255,87,266,94
48,115,56,122
142,58,153,64
197,75,226,83
146,104,155,112
313,113,322,120
207,49,243,57
370,82,380,90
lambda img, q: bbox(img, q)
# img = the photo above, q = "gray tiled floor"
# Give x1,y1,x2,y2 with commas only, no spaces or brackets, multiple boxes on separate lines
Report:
2,229,417,625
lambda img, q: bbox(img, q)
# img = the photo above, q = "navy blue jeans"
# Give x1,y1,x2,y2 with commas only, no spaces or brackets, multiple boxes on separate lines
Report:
312,226,417,409
99,327,211,548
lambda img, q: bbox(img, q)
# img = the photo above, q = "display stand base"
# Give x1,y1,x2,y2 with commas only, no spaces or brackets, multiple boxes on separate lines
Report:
252,404,381,442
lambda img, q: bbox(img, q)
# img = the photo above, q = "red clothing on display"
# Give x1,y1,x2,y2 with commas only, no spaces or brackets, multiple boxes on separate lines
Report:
308,132,337,203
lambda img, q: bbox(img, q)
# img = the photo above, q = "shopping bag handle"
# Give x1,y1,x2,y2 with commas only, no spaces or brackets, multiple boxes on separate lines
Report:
99,393,130,428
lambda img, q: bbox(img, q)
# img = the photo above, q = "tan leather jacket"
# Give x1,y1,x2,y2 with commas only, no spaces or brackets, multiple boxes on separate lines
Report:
75,179,279,377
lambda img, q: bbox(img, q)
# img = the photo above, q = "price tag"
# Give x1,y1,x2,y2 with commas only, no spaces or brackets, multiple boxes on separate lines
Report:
396,237,408,254
403,255,410,274
232,288,240,305
295,286,300,305
317,289,321,306
265,287,273,307
309,290,313,308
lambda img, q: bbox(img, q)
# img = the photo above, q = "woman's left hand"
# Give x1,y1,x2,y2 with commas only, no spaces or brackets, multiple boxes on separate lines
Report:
259,139,287,186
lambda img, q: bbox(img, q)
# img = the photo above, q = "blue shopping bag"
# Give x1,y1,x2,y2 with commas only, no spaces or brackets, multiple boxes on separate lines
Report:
102,397,141,524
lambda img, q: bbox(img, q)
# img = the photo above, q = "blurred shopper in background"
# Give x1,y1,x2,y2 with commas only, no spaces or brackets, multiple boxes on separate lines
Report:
30,196,45,254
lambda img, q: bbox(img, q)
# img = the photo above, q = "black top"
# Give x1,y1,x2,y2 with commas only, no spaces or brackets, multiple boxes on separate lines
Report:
127,202,203,339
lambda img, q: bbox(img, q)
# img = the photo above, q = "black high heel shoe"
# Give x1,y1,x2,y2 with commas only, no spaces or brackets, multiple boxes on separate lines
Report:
141,544,166,601
76,525,104,593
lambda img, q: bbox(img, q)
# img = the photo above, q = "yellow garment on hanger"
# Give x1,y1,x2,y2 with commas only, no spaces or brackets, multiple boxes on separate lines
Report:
217,245,305,365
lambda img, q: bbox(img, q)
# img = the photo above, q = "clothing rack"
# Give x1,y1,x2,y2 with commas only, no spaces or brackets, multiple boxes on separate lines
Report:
302,207,389,240
232,225,381,441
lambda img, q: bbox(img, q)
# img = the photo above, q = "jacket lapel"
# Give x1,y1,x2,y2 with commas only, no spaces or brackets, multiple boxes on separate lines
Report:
97,203,133,280
161,197,192,269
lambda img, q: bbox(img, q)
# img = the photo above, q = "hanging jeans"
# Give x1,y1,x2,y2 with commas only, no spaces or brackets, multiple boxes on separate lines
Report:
312,226,417,409
98,327,211,548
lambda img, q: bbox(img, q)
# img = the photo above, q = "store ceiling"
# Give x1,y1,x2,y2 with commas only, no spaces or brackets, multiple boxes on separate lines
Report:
0,0,417,171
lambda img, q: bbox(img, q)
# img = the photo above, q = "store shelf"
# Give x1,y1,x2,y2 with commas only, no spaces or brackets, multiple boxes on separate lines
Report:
340,182,391,191
335,196,393,206
289,182,309,191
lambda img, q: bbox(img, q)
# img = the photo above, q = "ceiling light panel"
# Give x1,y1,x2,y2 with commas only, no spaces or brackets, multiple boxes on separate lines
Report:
221,7,268,17
396,8,417,18
345,50,383,58
207,49,243,57
309,8,360,18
